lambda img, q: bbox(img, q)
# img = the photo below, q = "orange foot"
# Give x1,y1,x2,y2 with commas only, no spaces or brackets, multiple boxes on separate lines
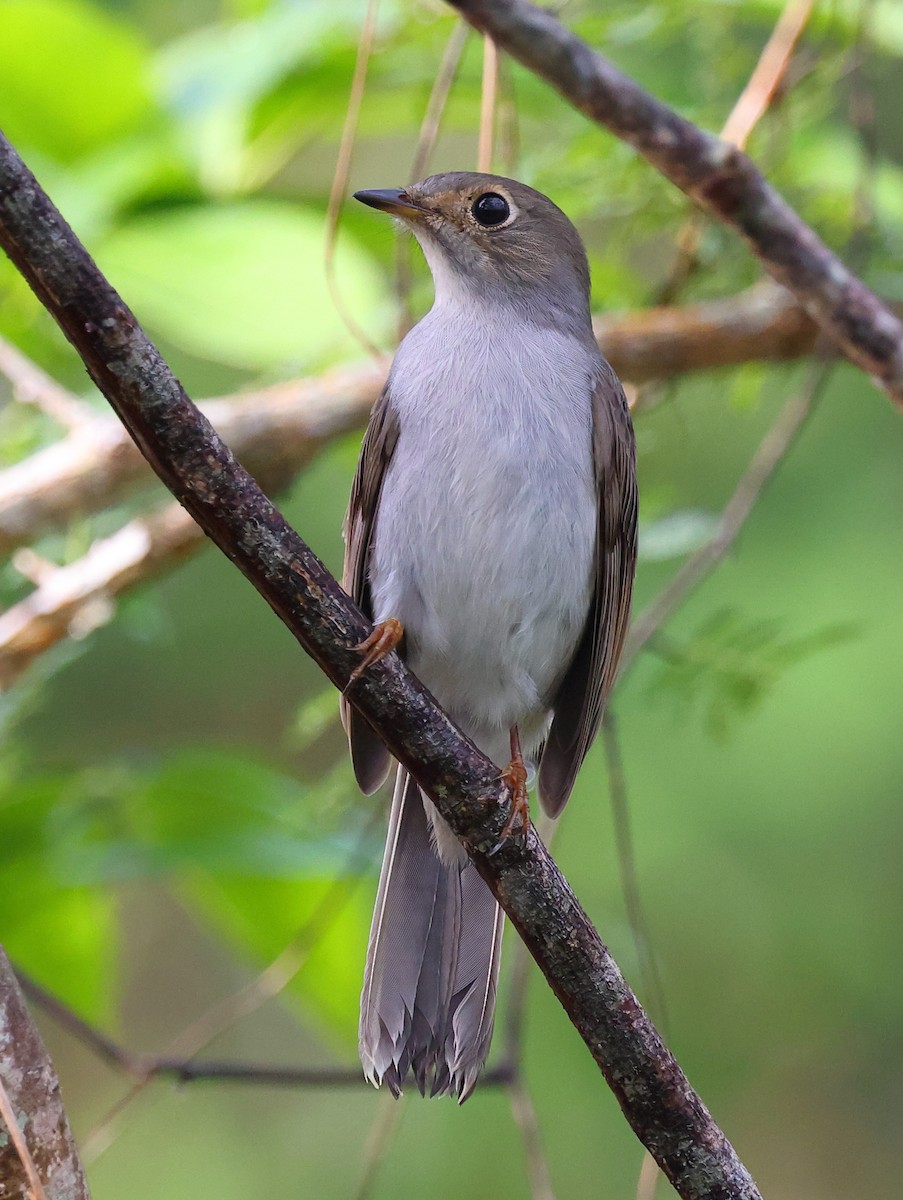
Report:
493,727,531,852
347,617,404,687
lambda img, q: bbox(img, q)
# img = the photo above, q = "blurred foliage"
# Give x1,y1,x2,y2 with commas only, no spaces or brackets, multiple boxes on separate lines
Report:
0,1,902,1198
648,609,858,741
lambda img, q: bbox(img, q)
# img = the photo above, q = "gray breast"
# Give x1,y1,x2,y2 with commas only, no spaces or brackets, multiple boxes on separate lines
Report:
370,302,597,752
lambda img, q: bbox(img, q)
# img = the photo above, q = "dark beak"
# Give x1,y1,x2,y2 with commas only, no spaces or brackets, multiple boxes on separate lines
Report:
353,188,426,218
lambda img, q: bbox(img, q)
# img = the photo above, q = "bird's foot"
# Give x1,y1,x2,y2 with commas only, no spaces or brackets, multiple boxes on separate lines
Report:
491,728,531,853
347,617,404,687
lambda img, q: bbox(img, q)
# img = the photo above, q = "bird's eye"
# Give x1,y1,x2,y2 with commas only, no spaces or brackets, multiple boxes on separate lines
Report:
471,193,510,227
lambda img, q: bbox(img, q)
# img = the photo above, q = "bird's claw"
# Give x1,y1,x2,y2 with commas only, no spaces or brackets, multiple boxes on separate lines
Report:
489,759,531,854
346,617,404,690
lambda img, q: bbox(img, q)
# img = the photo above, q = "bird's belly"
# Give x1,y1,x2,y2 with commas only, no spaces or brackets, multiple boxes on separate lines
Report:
371,427,595,746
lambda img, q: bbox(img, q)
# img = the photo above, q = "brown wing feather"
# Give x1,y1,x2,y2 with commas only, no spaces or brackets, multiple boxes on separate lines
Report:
341,385,400,795
538,362,638,817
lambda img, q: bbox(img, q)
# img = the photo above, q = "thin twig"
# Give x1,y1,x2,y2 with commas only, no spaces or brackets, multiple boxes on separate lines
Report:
396,19,470,336
497,54,520,176
0,332,91,430
0,1075,48,1200
81,813,380,1158
410,21,470,184
324,0,383,359
722,0,815,149
658,0,816,305
509,1078,557,1200
601,714,669,1032
477,35,498,171
354,1093,405,1200
622,353,833,675
0,503,203,689
13,968,516,1095
637,1149,662,1200
15,969,145,1076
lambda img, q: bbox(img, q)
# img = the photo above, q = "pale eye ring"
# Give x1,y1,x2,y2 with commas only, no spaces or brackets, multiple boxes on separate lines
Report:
471,192,510,227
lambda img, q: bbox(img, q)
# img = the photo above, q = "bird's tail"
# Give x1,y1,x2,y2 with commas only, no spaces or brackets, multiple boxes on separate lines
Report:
359,765,503,1101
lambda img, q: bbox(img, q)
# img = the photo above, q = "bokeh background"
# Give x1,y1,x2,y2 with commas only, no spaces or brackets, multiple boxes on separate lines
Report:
1,0,902,1196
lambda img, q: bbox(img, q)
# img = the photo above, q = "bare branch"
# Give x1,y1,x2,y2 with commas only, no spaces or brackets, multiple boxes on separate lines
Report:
0,284,827,559
0,128,761,1200
595,282,819,389
0,503,202,688
0,948,90,1200
16,965,512,1092
445,0,903,408
0,333,91,430
0,364,383,556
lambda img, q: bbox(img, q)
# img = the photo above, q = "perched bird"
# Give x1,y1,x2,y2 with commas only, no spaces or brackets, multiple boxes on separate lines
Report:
343,173,637,1101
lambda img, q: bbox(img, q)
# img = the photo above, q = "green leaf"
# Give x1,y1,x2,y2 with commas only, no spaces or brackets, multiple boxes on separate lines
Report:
97,201,387,371
0,776,118,1020
137,749,362,876
0,0,152,163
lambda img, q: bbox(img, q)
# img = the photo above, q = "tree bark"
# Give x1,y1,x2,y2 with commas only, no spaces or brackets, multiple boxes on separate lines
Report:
0,947,91,1200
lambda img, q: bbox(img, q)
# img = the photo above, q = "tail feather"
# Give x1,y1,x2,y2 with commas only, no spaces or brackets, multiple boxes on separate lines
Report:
359,765,503,1100
446,868,505,1101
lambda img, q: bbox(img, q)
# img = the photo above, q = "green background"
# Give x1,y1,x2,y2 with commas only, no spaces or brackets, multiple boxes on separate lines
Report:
1,0,902,1196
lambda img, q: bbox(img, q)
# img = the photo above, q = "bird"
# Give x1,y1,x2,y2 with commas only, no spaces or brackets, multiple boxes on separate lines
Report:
342,172,637,1102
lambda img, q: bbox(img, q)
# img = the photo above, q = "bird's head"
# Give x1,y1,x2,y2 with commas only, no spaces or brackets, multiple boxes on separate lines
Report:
354,172,592,329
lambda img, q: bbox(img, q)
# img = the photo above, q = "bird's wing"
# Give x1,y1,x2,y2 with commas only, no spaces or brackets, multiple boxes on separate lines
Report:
341,383,400,794
538,361,638,817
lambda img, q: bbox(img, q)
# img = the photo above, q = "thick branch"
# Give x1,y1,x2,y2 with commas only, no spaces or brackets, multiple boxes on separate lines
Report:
0,134,760,1199
0,283,823,557
445,0,903,408
0,947,90,1200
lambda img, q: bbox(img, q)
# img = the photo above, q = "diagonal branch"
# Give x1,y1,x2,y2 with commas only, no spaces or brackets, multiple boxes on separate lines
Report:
0,332,92,430
444,0,903,409
0,502,202,687
0,131,761,1200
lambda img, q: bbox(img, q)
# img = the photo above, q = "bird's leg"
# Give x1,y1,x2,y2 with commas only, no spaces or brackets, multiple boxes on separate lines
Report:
347,617,404,686
498,725,531,842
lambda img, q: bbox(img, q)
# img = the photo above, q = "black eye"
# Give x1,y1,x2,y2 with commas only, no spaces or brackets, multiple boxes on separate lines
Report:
472,192,510,227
